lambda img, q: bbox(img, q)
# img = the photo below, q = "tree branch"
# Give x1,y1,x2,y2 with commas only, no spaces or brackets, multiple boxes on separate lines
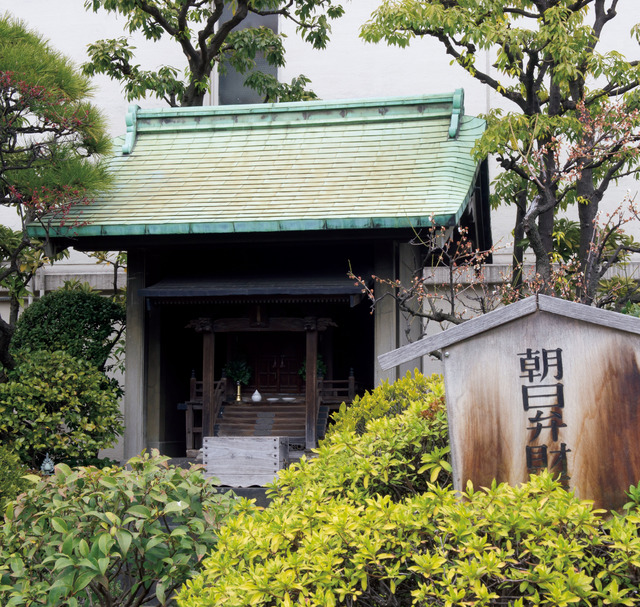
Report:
412,28,527,111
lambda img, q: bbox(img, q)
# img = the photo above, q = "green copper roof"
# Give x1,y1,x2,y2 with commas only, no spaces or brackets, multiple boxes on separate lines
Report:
35,90,485,239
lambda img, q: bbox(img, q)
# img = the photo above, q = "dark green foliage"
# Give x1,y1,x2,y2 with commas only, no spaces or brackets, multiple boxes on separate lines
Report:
65,455,121,469
0,350,123,468
11,290,125,372
178,373,640,607
223,359,252,386
0,450,237,606
0,16,111,367
0,445,28,512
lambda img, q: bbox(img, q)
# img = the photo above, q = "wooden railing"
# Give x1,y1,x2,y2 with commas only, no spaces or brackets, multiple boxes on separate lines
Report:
182,371,356,454
317,371,356,405
210,377,227,433
182,374,226,453
189,374,203,402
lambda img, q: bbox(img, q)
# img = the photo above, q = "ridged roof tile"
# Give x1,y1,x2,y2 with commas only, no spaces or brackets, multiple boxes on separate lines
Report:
38,90,485,238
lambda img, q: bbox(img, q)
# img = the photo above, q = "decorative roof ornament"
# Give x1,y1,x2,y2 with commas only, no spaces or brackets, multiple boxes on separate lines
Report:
122,104,139,155
448,88,465,138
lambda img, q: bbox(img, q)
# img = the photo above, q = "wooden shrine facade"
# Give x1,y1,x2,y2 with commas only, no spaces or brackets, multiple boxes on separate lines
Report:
187,314,335,449
33,93,492,460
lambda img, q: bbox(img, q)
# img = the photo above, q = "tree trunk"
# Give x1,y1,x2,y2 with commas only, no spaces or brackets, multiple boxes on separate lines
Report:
523,191,554,290
576,167,601,304
0,317,15,379
9,295,20,328
181,85,206,106
538,205,555,260
511,191,527,293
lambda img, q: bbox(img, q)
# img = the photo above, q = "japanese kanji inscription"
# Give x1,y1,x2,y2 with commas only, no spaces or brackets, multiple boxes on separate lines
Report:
379,295,640,511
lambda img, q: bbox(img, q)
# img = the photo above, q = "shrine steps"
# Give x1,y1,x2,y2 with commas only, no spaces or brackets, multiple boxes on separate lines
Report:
214,403,307,439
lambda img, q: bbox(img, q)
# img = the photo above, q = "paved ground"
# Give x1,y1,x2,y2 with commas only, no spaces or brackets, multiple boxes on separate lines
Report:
167,457,200,469
168,456,272,507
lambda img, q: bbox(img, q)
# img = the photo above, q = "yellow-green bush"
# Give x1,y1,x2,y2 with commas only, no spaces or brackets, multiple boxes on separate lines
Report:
178,372,640,607
327,370,445,437
276,373,450,502
180,472,640,607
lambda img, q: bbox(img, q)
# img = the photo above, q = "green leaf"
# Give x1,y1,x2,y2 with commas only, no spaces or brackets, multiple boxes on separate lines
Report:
97,557,110,576
116,530,133,556
99,476,119,489
78,539,90,558
164,500,187,514
73,571,96,593
156,580,166,605
51,517,68,534
97,532,112,556
52,557,74,572
127,504,152,518
9,557,24,576
61,534,75,557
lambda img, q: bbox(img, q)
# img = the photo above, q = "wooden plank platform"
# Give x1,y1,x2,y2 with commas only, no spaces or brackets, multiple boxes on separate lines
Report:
203,436,289,487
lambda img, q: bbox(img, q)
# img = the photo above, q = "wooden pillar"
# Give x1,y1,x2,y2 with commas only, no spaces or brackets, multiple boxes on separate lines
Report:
348,368,356,400
398,242,423,376
145,304,162,450
202,330,216,437
124,250,146,460
305,321,318,449
374,242,398,385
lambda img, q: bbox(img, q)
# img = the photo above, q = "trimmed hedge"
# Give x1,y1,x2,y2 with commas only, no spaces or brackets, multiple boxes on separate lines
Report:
0,446,28,512
11,289,125,372
0,350,123,468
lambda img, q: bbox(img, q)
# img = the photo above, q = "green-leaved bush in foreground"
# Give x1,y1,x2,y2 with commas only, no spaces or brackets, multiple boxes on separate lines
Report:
178,372,640,607
0,349,123,468
0,450,237,607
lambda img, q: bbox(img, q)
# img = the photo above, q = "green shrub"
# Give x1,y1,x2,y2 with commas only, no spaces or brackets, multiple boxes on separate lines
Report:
0,350,123,468
0,445,28,512
11,289,125,372
177,373,640,607
328,369,445,437
0,450,237,607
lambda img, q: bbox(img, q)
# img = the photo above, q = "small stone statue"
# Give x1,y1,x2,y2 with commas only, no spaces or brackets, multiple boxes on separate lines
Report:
41,453,55,475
